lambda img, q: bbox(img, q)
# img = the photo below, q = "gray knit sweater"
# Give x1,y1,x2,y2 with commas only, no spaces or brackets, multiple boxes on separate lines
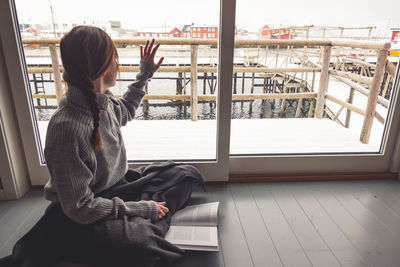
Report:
44,61,158,224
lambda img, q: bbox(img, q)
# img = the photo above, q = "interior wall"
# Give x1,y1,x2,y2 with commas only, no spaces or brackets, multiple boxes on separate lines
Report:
0,36,30,199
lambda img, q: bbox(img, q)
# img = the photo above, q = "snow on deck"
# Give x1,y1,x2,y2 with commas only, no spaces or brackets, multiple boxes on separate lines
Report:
37,118,382,161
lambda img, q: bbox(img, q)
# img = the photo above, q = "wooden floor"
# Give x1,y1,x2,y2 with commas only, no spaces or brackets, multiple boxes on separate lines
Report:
1,179,400,267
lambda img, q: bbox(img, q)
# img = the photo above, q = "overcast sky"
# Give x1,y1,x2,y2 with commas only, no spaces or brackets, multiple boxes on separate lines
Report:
15,0,400,36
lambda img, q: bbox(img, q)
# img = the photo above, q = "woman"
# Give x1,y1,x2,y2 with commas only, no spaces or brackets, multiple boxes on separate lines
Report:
1,26,204,267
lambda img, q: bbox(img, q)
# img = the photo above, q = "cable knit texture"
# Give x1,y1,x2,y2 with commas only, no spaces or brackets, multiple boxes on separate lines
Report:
44,61,158,224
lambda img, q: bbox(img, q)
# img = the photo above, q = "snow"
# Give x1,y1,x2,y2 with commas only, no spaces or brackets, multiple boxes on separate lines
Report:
36,117,382,161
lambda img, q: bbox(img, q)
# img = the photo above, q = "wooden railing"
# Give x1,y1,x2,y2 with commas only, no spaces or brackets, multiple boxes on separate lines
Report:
23,38,392,144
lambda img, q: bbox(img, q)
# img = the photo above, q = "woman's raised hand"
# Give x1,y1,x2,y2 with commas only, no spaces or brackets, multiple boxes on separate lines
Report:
140,39,164,69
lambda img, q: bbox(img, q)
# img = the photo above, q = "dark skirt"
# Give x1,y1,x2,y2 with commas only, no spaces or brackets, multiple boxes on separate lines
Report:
0,162,205,267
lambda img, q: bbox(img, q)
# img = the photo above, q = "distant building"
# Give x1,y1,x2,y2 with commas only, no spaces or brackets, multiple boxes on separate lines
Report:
391,28,400,43
260,25,292,39
189,25,218,39
19,20,122,38
137,27,183,38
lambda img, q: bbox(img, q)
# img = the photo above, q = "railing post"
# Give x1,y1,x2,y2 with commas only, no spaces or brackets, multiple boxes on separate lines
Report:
49,44,63,104
345,88,355,128
315,45,332,118
190,45,198,121
360,48,388,144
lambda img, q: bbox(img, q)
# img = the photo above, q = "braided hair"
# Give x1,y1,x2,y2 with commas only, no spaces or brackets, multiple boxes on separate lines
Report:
60,26,118,151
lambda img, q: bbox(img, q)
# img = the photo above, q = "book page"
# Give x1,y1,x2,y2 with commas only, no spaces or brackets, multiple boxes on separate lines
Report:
165,226,218,251
171,202,219,227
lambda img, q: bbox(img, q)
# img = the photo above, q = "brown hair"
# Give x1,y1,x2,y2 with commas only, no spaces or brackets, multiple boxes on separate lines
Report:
60,26,118,151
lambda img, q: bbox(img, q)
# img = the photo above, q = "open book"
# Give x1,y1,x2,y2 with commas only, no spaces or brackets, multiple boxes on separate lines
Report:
165,202,219,251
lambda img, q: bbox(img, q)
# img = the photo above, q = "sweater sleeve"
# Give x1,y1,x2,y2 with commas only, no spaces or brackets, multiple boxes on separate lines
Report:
44,122,158,224
110,60,157,126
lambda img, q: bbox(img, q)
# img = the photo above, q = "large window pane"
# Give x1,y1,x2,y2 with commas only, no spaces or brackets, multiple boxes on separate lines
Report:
14,0,220,162
230,0,400,155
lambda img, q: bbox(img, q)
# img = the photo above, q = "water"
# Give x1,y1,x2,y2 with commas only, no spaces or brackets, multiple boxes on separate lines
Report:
31,71,309,121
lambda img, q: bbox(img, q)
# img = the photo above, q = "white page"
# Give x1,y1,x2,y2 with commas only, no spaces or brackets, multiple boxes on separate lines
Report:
165,225,218,251
171,202,219,227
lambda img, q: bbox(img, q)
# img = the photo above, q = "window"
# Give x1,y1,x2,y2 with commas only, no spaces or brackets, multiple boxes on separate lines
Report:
1,0,400,185
6,0,225,183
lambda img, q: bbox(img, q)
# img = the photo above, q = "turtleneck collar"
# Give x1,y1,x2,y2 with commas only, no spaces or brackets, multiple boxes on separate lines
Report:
65,85,109,111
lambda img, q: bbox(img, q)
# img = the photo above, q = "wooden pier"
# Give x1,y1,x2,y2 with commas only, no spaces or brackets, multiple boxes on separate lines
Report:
22,36,395,145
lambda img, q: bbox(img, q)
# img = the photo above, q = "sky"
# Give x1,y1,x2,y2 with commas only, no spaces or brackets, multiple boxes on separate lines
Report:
15,0,400,37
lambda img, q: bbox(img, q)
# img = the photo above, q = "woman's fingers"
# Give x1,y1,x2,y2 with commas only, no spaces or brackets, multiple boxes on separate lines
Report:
144,40,149,55
156,57,164,68
147,39,155,55
150,43,160,59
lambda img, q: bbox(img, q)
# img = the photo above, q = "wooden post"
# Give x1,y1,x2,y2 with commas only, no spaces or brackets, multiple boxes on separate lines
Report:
345,88,355,128
251,73,255,93
233,72,237,94
177,72,183,95
183,72,187,95
308,99,315,118
310,70,316,92
295,83,305,118
203,73,206,95
190,45,198,121
360,49,388,143
319,27,326,64
49,44,63,104
315,46,332,118
242,72,245,93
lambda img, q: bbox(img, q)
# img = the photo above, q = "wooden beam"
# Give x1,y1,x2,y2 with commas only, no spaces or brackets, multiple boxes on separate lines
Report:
331,74,389,108
32,93,318,101
325,94,365,116
360,49,388,143
49,44,63,104
344,57,375,68
330,69,373,85
190,45,198,121
28,66,322,74
22,38,391,50
315,46,331,118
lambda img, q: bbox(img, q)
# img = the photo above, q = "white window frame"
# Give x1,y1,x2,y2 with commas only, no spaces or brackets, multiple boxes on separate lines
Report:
1,0,400,191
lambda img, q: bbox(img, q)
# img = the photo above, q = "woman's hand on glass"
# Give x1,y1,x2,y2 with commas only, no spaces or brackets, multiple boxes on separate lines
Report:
140,39,164,69
155,201,169,220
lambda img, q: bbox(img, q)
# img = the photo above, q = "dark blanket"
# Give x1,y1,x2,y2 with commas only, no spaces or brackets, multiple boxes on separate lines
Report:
0,161,205,267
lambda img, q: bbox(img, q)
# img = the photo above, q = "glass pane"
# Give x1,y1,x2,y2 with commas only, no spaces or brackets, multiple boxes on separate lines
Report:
231,0,400,155
14,0,219,162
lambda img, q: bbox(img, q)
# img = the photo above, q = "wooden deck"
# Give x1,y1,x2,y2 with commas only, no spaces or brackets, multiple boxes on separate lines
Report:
37,118,383,161
1,179,400,266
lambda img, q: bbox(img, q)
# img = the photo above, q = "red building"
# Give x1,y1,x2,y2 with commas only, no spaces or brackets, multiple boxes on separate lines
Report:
391,28,400,43
189,26,218,39
137,27,183,38
260,25,291,39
